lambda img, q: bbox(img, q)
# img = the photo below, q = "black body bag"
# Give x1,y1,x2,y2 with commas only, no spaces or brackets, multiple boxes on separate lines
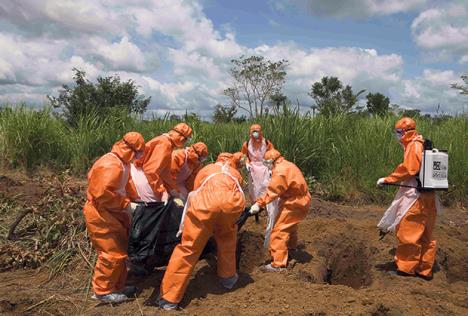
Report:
128,199,183,268
127,199,217,270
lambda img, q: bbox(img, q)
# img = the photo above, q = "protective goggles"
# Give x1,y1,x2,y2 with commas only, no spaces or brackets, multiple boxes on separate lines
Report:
394,128,405,139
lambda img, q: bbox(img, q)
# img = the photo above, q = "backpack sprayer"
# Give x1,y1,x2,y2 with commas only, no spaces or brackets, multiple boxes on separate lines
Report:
384,139,449,191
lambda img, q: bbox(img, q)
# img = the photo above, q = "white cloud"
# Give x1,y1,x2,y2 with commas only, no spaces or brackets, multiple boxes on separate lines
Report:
89,36,146,73
130,0,243,59
411,2,468,62
272,0,427,18
0,0,465,116
0,33,99,86
394,69,466,114
252,43,403,106
0,0,125,37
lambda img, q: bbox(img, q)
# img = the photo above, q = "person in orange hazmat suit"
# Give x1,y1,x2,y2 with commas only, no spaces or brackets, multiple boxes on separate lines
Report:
129,123,192,203
250,149,311,272
169,142,209,200
240,124,274,203
83,132,145,303
377,117,440,281
157,152,246,310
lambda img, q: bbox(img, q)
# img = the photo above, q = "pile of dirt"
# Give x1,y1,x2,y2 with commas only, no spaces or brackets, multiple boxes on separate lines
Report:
0,172,467,315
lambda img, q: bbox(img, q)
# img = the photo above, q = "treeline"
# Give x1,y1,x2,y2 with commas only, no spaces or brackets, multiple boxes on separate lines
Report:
0,106,465,205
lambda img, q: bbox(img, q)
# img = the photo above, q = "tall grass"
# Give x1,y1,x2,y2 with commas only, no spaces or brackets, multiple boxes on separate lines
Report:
0,105,466,205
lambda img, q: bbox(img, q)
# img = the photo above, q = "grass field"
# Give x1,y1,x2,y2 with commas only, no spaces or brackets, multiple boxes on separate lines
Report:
0,106,466,205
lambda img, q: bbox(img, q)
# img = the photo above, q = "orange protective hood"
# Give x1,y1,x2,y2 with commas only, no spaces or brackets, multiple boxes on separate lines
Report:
216,152,244,169
400,130,421,148
395,117,416,131
249,124,263,141
395,117,419,148
191,142,208,159
167,123,193,148
111,132,145,164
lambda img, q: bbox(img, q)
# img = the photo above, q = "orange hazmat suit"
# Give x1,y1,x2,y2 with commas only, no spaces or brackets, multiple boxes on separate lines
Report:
241,124,274,203
83,132,145,295
383,117,438,277
256,149,311,268
160,152,245,304
131,123,192,200
240,124,274,164
170,142,208,200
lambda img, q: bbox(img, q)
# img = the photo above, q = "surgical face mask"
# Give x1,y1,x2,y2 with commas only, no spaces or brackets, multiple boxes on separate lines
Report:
252,131,260,139
263,159,273,169
199,156,208,163
185,137,192,144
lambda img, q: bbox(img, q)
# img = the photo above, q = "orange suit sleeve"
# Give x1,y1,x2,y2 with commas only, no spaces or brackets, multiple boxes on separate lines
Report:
256,169,288,208
126,175,139,201
143,140,173,193
266,140,274,151
88,163,129,211
241,141,250,163
385,141,423,183
167,150,186,192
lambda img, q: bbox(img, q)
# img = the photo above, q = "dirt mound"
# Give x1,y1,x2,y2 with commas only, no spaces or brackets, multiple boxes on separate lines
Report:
0,175,467,315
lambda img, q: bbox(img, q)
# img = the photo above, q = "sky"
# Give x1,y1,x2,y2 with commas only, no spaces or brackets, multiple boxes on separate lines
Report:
0,0,467,118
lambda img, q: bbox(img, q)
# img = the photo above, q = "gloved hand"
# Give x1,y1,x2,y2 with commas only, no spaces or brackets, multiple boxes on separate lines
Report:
173,198,184,207
126,202,139,214
378,229,389,241
245,163,251,172
249,203,261,215
376,178,386,187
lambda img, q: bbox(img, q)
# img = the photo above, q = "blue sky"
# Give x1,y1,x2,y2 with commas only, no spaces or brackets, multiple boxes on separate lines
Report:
0,0,466,117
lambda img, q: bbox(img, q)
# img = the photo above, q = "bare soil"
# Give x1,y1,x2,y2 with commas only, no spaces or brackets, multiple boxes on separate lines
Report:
0,171,467,315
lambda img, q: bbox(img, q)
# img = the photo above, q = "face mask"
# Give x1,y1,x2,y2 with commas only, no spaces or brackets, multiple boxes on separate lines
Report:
186,137,192,143
252,131,260,139
199,156,207,163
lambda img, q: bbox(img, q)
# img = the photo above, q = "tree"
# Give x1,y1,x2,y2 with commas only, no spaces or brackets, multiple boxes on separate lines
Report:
48,68,150,125
308,76,365,117
451,75,468,95
224,55,288,118
366,92,390,116
399,108,421,117
269,92,288,115
212,104,238,123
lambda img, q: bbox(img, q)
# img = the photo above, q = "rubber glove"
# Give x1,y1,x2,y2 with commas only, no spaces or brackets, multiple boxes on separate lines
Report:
249,203,261,215
126,202,139,214
376,178,386,187
173,198,184,207
245,163,251,172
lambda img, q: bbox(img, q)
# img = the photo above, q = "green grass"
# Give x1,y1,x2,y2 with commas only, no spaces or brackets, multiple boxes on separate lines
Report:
0,105,466,205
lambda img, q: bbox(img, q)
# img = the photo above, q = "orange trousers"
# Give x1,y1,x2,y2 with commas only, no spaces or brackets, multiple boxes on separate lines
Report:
160,203,243,303
269,203,309,268
84,202,129,295
395,193,437,277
